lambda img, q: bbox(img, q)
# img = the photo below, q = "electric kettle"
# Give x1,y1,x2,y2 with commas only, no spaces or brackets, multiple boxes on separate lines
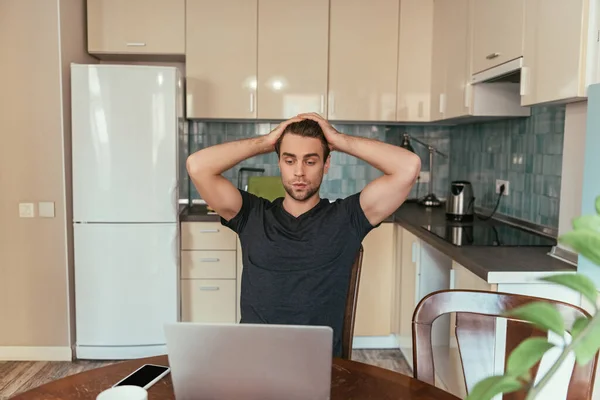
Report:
446,181,475,222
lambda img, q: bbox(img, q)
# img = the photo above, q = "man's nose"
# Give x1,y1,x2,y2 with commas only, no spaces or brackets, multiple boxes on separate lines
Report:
294,163,304,176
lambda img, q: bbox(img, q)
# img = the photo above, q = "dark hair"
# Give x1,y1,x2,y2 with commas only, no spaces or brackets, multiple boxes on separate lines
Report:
274,119,330,160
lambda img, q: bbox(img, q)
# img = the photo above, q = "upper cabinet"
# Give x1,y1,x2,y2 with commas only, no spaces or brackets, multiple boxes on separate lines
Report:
87,0,185,56
396,0,434,122
521,0,597,106
185,0,258,119
328,0,400,122
430,0,470,121
257,0,329,119
470,0,525,74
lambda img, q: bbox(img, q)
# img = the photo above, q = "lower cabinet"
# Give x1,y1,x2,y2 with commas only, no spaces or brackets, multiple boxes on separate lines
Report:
180,221,238,324
354,223,397,337
181,279,237,323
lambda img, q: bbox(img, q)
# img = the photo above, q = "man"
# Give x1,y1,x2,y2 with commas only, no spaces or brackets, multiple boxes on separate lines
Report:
186,113,421,357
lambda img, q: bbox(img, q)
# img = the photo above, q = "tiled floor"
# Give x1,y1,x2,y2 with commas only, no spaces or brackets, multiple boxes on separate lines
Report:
0,350,411,399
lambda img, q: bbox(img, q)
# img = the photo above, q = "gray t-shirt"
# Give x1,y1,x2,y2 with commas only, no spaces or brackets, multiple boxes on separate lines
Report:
220,189,376,357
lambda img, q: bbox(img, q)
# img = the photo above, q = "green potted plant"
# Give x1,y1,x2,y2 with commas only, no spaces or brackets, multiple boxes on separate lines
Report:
466,195,600,400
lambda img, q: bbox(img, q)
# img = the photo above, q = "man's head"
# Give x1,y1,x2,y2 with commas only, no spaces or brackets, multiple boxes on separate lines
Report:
274,119,331,202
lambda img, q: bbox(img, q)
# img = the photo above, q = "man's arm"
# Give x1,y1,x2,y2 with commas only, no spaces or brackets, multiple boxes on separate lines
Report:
299,113,421,226
186,117,302,221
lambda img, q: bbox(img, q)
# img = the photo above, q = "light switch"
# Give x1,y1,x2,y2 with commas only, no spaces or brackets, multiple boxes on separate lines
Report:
39,202,55,218
19,203,35,218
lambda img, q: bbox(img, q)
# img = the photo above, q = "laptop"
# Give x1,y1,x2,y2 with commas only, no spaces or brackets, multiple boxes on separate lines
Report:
164,322,333,400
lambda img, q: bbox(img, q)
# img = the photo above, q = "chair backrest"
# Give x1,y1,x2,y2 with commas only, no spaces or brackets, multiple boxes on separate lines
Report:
412,289,598,400
341,244,364,360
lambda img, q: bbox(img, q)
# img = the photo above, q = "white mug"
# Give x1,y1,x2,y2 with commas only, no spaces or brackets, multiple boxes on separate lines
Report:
96,386,148,400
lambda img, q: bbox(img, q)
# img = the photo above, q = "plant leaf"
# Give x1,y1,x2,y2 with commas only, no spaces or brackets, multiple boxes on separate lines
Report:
596,196,600,215
572,215,600,234
571,316,589,338
506,337,555,378
559,230,600,266
540,274,598,307
573,319,600,365
465,375,523,400
504,302,565,336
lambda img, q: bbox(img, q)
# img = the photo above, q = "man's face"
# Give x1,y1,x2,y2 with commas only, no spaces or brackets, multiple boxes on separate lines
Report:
278,134,330,202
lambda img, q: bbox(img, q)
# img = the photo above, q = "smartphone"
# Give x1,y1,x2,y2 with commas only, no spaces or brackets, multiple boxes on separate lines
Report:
113,364,170,390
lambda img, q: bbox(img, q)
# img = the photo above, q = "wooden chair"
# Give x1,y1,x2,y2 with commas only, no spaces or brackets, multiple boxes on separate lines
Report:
412,289,598,400
341,244,364,360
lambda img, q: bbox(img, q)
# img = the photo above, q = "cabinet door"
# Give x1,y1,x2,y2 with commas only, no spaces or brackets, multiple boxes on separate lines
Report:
521,0,589,106
398,229,419,341
471,0,525,74
396,0,434,122
181,279,237,323
354,223,396,337
186,0,258,119
87,0,185,55
328,0,399,121
429,0,448,121
257,0,329,119
443,0,470,119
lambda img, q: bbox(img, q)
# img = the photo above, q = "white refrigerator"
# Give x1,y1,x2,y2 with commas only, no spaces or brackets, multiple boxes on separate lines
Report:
71,64,182,360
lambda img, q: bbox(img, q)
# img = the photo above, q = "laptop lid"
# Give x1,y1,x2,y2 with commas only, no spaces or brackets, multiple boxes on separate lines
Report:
164,322,333,400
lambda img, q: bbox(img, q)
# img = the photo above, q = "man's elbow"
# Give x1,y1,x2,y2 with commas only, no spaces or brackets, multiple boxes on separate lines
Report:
186,153,204,179
404,153,421,183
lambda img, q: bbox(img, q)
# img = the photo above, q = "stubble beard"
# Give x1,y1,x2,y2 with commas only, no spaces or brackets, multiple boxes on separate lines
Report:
283,181,322,202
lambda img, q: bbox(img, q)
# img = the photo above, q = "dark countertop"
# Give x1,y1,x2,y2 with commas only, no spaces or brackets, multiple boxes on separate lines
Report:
180,201,576,282
391,202,575,281
179,204,221,222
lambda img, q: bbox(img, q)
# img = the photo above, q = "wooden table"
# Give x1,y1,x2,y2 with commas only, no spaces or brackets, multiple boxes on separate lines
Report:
12,355,460,400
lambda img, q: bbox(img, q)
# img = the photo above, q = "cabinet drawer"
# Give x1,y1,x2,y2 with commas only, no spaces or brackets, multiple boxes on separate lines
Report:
181,251,236,279
181,222,237,250
181,279,236,323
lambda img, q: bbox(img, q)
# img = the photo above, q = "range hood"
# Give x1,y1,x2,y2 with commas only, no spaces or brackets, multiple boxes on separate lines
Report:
470,57,524,85
460,57,530,122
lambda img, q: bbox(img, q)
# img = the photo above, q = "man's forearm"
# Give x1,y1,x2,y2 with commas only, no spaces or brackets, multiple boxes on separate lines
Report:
187,136,272,176
333,134,420,177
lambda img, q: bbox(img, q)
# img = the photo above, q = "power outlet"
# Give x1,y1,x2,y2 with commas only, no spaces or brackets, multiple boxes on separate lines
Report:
496,179,510,196
418,171,430,183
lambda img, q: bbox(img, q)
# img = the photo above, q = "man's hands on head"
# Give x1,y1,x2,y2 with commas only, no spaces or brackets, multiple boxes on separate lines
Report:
296,112,342,151
265,116,304,150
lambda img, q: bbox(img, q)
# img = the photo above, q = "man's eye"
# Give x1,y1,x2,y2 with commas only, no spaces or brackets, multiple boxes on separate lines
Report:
285,159,293,164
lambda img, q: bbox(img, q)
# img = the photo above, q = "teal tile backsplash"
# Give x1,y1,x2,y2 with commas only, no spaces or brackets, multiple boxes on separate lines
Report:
449,105,565,228
181,105,566,229
181,122,451,202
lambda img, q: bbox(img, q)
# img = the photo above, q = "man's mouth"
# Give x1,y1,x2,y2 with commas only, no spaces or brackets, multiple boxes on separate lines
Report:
292,183,307,189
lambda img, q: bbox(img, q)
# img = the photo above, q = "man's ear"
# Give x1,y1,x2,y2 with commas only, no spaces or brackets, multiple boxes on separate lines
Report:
324,154,331,174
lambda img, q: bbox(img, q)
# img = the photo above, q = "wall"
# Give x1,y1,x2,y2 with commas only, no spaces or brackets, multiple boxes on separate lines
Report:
450,106,566,229
556,101,587,253
181,122,450,202
579,84,600,286
0,0,96,357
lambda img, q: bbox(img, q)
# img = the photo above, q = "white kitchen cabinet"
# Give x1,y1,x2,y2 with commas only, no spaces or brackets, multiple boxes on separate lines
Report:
396,0,434,122
328,0,400,121
470,0,525,74
521,0,599,106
